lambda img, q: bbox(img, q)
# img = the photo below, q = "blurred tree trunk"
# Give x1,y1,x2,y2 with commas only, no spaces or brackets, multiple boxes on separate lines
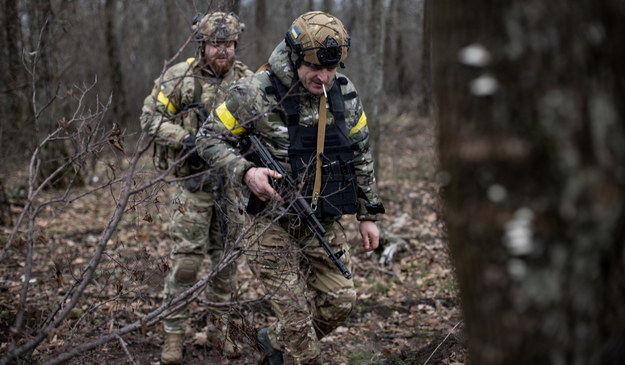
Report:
27,0,54,146
228,0,240,14
255,0,267,63
27,0,84,188
364,0,386,168
389,0,405,96
0,178,10,226
432,1,625,364
1,0,27,160
105,0,128,124
323,0,333,13
163,0,177,57
417,0,431,117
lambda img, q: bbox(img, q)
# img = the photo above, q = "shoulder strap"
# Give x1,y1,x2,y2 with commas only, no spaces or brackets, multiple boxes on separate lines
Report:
265,69,300,127
182,57,203,104
193,75,202,103
327,77,348,134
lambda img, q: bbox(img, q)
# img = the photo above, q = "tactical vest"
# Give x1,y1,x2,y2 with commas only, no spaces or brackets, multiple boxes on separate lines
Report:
266,70,359,218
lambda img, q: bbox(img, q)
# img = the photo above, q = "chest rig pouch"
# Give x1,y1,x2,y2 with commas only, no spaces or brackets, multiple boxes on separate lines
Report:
266,71,359,218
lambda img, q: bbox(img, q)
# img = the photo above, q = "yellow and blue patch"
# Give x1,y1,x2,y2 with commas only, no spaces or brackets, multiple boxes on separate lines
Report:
290,25,301,39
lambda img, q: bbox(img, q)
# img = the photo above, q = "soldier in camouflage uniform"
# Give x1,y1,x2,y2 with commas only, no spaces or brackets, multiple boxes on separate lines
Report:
139,11,253,364
196,11,385,365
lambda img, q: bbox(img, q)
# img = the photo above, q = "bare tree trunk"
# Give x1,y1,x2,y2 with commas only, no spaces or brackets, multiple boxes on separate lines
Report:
226,0,240,13
254,0,267,66
163,0,177,57
105,0,128,124
1,0,27,162
387,0,403,96
364,0,386,168
27,0,53,148
417,0,431,117
323,0,333,13
432,1,625,364
0,178,11,226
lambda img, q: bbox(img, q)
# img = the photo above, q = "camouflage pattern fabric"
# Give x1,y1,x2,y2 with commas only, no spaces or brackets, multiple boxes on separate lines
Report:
140,53,253,334
248,217,357,364
196,40,383,363
162,185,237,333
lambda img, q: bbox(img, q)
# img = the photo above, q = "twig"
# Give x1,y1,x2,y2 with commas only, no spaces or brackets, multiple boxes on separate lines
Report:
422,320,463,365
115,335,137,365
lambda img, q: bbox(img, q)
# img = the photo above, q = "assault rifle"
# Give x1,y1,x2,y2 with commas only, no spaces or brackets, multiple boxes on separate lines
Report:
239,134,352,280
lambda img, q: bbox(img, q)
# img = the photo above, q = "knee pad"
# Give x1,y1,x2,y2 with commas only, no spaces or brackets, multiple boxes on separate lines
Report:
173,257,200,284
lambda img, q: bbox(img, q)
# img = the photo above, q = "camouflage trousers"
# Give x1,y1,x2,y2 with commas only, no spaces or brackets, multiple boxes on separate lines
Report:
162,182,245,334
247,217,357,365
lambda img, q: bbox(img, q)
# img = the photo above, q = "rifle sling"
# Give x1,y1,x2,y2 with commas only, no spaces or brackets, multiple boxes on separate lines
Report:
312,93,327,209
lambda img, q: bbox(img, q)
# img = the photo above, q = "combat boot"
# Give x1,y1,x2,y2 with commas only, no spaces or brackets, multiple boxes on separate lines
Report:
257,327,284,365
160,333,184,364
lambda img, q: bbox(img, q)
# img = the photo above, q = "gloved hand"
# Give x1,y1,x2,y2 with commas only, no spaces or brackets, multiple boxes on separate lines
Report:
181,135,196,155
181,135,204,168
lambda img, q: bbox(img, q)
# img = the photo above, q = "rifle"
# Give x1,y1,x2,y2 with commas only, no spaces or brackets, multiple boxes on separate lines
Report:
240,134,352,280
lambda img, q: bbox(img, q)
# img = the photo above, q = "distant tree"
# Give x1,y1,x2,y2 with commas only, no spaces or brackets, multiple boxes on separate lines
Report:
105,0,129,125
228,0,240,14
323,0,333,13
432,1,625,364
1,0,27,164
364,0,386,167
255,0,267,64
417,0,430,117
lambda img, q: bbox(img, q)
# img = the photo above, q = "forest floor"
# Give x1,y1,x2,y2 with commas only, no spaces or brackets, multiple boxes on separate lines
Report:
0,110,466,364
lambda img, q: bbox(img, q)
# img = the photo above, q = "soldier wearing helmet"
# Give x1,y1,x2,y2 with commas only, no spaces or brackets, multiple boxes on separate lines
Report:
196,11,385,364
139,10,253,365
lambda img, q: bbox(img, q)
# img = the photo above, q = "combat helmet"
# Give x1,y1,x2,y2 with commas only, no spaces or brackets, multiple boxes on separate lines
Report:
192,11,244,44
285,11,350,68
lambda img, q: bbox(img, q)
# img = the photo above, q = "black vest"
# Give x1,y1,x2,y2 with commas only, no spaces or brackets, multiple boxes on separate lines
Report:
266,70,359,218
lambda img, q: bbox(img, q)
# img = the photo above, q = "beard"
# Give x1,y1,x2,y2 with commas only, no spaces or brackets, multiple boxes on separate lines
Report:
206,53,235,77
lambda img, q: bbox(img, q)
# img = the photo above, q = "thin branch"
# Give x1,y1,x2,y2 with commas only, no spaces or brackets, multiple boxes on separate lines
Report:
116,335,137,365
422,320,463,365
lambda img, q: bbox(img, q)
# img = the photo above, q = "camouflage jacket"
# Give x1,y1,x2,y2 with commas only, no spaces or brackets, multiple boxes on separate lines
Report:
140,56,253,175
197,41,383,221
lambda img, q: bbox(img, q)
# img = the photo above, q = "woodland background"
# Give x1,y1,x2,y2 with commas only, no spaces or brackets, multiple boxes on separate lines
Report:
2,0,625,365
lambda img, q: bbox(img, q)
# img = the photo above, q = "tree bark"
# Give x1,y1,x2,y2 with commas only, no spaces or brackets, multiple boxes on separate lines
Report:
364,0,386,168
228,0,240,14
323,0,334,13
432,1,625,364
1,0,27,159
105,0,128,124
254,0,267,63
417,0,431,117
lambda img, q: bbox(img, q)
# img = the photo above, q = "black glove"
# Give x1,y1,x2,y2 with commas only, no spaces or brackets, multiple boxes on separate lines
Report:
182,135,196,155
181,135,204,168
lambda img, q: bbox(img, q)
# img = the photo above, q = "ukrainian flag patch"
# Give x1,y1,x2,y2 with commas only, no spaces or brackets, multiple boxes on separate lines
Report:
291,25,301,39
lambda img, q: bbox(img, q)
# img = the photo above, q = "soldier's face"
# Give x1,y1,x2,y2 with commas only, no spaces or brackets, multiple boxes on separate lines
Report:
297,63,337,95
204,41,235,76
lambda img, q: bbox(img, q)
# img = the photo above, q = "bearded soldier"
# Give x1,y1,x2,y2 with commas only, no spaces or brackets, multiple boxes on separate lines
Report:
140,11,253,364
196,11,385,365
